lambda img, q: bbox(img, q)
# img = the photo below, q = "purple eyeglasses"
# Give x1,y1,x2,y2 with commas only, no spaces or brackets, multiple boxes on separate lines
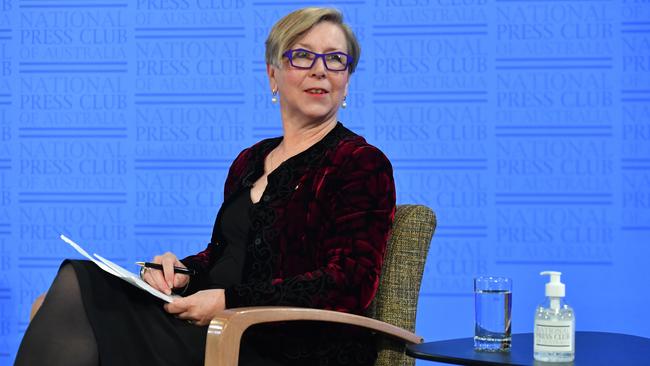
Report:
282,48,353,71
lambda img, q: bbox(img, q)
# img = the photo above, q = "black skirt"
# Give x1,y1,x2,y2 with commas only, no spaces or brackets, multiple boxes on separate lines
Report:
69,259,208,366
67,260,282,366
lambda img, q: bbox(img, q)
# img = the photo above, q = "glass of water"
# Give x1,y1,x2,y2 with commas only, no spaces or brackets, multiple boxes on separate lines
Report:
474,276,512,352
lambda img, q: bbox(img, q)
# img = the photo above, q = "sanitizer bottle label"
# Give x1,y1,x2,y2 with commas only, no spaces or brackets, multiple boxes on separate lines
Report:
534,320,574,352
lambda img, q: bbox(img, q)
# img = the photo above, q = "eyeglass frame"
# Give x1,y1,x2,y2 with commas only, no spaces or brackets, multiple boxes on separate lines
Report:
282,48,354,72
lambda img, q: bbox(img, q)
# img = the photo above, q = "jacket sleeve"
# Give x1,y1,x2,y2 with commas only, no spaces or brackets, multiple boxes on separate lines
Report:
224,144,396,314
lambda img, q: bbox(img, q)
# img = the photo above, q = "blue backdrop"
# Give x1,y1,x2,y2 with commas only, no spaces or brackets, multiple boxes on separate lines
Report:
1,0,649,364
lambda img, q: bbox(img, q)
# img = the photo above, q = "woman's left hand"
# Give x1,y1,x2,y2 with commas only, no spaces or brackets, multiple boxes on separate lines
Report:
163,289,226,326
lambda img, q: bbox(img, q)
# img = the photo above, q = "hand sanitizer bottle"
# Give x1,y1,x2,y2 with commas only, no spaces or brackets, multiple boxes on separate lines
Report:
534,271,575,362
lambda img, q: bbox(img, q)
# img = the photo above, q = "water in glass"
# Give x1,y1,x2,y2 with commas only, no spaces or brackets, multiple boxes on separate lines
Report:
474,289,512,351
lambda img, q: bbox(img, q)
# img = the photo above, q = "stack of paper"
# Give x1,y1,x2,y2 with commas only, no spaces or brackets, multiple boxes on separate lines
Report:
60,234,178,303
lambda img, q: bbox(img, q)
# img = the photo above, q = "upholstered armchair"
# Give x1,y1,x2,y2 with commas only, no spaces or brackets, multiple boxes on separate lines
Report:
28,205,436,365
204,204,437,366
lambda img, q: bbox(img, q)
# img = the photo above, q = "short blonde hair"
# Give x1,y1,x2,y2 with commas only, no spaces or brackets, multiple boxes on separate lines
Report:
265,7,361,73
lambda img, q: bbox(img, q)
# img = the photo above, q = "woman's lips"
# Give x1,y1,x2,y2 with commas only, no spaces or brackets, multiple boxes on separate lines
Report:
304,88,329,95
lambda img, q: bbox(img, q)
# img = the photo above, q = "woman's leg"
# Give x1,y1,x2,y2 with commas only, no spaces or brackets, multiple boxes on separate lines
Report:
14,263,98,366
29,293,46,321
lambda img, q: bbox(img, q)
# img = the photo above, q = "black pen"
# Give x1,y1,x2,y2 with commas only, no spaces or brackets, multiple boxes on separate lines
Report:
135,262,196,276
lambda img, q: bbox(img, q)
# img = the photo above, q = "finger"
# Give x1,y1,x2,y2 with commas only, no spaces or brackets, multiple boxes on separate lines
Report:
176,310,203,326
176,311,193,321
163,302,179,314
142,268,157,288
171,311,196,325
161,253,176,291
150,266,170,294
149,255,172,293
172,259,189,289
173,274,189,289
141,268,153,286
163,298,187,314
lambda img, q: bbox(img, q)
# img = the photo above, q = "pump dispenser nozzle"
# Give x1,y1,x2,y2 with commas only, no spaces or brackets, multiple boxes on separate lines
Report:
540,271,565,310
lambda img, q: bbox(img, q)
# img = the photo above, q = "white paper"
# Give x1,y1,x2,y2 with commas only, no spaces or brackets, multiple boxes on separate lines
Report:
60,234,177,303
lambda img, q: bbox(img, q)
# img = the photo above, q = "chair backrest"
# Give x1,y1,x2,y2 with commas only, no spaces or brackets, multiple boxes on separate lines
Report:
366,204,437,366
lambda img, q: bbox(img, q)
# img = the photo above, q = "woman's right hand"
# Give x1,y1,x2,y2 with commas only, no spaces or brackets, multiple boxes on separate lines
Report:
141,252,190,295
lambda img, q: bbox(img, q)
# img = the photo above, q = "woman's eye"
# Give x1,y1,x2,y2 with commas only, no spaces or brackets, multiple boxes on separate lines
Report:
327,54,343,63
295,51,311,59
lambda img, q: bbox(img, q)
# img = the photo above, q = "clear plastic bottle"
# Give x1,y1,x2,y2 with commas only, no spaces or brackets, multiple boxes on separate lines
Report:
533,271,575,362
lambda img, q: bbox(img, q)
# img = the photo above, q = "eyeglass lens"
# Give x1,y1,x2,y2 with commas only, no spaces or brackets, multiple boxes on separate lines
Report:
289,50,348,71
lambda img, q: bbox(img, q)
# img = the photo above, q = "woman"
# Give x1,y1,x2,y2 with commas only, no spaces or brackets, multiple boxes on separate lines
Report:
15,7,395,366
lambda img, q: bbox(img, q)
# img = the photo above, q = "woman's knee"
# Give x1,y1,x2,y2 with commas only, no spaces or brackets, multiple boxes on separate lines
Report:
29,262,78,321
29,293,46,321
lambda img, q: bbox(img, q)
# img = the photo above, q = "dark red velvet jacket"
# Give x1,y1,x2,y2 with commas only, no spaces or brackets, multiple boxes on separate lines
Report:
182,123,395,364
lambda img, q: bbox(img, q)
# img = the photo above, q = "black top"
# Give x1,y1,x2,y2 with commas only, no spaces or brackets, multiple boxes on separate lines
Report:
208,188,252,288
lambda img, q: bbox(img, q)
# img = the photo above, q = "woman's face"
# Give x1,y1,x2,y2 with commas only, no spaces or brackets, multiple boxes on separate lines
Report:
268,21,350,125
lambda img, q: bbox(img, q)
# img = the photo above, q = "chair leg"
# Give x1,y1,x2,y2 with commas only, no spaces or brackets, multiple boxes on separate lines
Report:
29,293,46,321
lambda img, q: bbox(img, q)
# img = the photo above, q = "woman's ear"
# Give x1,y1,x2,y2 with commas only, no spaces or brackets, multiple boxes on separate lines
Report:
267,64,277,91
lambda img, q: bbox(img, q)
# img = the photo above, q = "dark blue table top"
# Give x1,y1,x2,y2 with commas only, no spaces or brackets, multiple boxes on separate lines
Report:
406,331,650,366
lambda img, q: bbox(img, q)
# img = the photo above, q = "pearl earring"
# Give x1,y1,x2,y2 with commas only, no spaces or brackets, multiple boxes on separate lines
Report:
271,89,278,103
341,96,347,109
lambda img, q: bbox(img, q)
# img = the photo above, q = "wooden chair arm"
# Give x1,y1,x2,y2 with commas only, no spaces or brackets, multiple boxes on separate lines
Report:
204,306,423,366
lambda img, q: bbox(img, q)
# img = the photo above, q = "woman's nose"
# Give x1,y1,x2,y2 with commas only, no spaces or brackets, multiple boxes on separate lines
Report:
310,57,327,78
